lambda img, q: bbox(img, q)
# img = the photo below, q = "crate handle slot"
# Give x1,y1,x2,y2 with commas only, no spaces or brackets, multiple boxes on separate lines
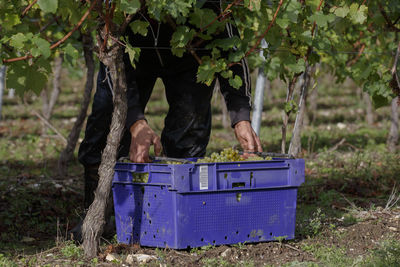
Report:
232,182,245,188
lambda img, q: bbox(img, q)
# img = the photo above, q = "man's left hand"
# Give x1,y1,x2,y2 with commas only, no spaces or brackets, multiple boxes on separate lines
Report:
234,120,262,157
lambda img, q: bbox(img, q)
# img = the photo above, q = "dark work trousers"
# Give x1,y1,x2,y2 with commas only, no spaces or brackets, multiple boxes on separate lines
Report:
78,20,251,166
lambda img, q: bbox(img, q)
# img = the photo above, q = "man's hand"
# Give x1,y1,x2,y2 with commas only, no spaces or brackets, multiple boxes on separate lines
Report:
129,119,162,163
234,120,263,157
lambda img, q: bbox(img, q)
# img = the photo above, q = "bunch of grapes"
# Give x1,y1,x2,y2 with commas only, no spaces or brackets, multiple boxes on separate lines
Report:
132,172,149,183
164,161,185,165
197,148,242,163
197,148,273,163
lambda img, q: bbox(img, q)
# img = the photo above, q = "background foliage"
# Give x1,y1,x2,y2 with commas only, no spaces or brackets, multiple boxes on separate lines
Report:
1,0,399,106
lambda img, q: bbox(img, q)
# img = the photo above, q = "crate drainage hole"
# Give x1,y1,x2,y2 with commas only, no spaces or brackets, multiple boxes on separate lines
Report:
153,235,156,239
224,173,228,179
236,231,239,234
201,238,204,242
202,201,206,205
213,240,216,244
149,220,152,224
148,202,150,206
154,194,157,198
236,193,242,202
270,232,273,236
224,236,227,240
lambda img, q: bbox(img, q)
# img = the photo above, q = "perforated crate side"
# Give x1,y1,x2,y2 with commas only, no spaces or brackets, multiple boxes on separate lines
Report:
112,183,178,247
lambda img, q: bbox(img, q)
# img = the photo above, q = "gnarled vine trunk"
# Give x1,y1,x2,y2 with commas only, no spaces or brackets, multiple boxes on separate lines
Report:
281,75,298,154
289,65,313,157
82,44,127,257
58,33,95,177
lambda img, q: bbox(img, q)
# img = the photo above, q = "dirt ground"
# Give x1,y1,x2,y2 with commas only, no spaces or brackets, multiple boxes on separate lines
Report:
86,209,399,266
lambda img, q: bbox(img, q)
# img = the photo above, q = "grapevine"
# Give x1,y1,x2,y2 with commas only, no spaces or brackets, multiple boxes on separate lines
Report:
2,0,400,257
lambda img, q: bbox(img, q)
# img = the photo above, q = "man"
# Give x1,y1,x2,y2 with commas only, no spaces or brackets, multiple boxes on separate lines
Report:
78,0,262,221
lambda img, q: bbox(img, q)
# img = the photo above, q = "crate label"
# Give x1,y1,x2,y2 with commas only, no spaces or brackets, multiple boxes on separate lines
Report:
199,165,208,190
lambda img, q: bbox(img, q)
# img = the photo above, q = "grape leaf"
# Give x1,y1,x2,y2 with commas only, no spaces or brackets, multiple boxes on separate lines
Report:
37,0,58,13
120,0,141,14
129,20,149,36
309,12,335,28
333,6,349,18
32,37,51,59
125,42,141,67
229,75,243,89
9,33,27,50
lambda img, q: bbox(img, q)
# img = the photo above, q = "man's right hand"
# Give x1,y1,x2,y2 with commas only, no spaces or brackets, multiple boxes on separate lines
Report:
129,119,162,163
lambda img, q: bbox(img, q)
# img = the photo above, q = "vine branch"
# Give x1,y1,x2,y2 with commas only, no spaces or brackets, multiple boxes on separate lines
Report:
21,0,38,18
244,0,284,58
311,0,324,37
198,0,241,34
379,4,400,32
50,0,98,49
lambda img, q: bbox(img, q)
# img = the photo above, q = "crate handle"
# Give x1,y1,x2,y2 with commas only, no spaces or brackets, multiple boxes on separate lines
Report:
232,182,246,188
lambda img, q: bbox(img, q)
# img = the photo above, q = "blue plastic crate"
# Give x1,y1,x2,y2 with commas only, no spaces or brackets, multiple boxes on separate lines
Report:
112,158,305,249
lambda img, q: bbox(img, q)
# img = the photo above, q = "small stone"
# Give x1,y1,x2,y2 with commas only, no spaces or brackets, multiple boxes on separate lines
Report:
160,264,167,267
106,253,118,262
46,254,53,257
337,122,346,129
126,255,134,265
389,227,397,231
221,248,231,257
126,254,156,264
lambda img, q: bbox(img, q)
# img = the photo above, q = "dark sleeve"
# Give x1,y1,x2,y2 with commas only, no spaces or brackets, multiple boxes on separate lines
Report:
124,54,146,130
218,59,252,127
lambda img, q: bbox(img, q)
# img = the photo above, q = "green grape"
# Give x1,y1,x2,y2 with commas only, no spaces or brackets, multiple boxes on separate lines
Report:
197,148,244,163
197,148,274,163
132,172,149,183
158,161,184,165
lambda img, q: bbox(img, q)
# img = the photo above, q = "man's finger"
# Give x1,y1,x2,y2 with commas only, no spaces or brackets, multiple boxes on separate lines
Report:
246,132,256,152
253,131,263,152
153,136,162,156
